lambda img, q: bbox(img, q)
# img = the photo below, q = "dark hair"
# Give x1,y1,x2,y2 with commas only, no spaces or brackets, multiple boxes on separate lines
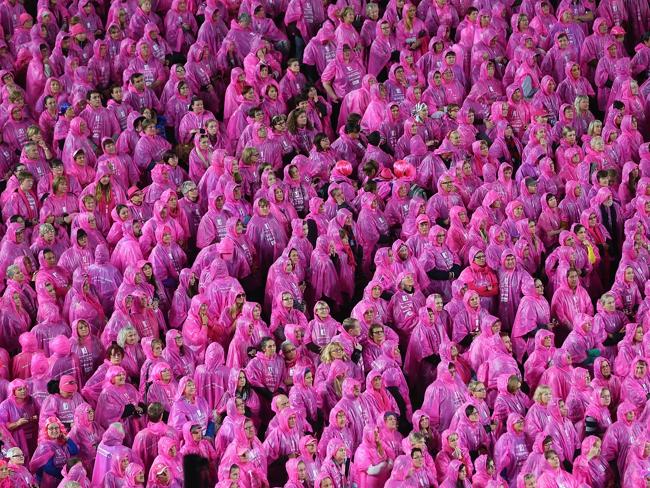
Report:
147,402,164,421
130,72,144,83
17,171,34,182
344,121,360,134
258,337,274,351
66,458,82,470
367,131,381,146
86,90,101,101
161,152,177,163
106,343,125,359
314,133,328,150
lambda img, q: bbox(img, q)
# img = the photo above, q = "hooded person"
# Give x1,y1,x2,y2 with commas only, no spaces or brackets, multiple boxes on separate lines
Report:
451,289,492,347
542,399,580,465
67,402,103,473
90,422,132,487
601,401,645,475
11,332,39,380
168,376,213,435
95,366,143,443
404,294,449,387
144,361,178,413
262,406,302,483
536,449,581,488
218,418,266,483
573,435,614,488
493,413,529,485
550,266,594,328
150,436,183,485
39,374,84,430
422,362,468,434
28,417,78,488
0,379,37,458
614,322,644,377
621,358,650,414
245,197,289,272
562,314,603,365
46,335,82,388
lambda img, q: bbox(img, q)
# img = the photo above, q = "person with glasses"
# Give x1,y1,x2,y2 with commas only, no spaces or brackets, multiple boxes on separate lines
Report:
458,246,500,315
6,446,36,487
28,417,79,488
355,424,391,488
245,197,288,273
410,446,438,487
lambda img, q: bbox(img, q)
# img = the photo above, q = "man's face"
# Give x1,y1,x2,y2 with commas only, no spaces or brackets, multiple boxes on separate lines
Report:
89,93,101,107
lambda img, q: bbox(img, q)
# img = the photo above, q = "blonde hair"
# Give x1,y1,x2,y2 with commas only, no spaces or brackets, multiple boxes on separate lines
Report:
533,385,551,403
320,341,347,364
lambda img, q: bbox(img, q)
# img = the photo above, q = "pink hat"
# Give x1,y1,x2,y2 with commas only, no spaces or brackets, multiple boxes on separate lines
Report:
611,26,625,35
70,23,86,36
218,238,234,256
379,168,394,180
334,160,353,176
59,375,78,394
128,186,142,198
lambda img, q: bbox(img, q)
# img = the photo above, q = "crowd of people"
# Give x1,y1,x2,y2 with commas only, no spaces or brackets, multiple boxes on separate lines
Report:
0,0,648,485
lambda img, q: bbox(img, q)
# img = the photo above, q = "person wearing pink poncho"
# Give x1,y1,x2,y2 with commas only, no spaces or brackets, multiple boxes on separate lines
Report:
67,402,103,474
145,362,177,413
451,289,492,347
562,313,603,366
28,416,78,488
95,366,143,443
168,375,213,436
422,362,468,435
0,379,37,458
39,374,84,430
536,449,581,488
90,421,132,487
47,335,82,387
574,435,614,488
131,403,175,479
550,266,594,328
493,413,529,486
404,295,448,388
219,417,267,485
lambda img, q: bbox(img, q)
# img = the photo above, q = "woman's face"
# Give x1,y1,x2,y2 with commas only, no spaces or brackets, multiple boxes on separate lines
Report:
540,390,551,404
125,330,137,344
600,389,611,406
46,422,61,440
330,344,344,359
77,321,90,337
